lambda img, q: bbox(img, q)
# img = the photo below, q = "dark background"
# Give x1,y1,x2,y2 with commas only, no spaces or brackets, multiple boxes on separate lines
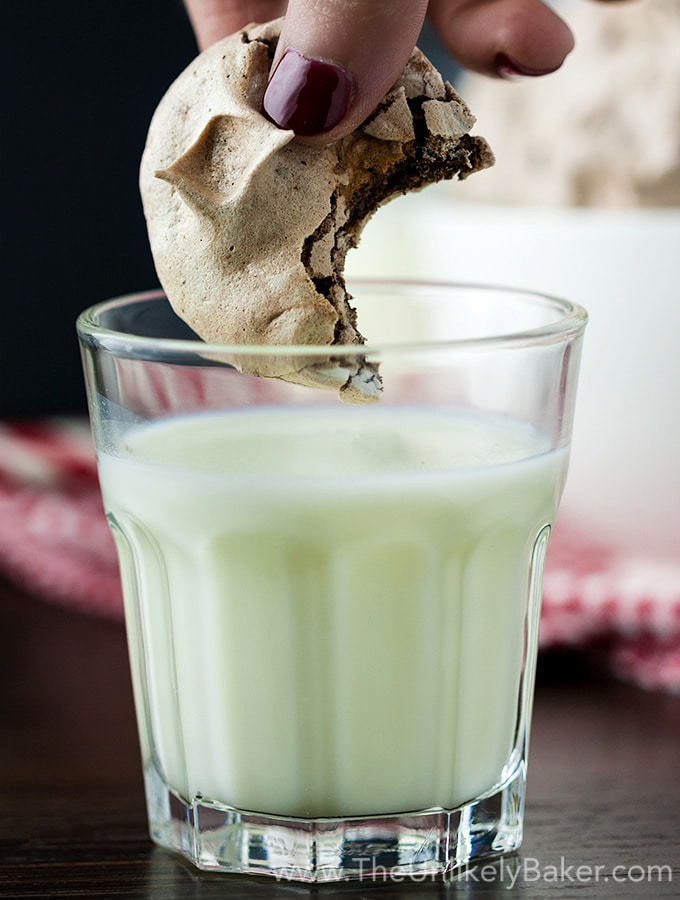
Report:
2,4,456,418
2,0,197,417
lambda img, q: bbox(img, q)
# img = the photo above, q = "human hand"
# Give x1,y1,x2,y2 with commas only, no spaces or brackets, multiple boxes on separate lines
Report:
183,0,628,142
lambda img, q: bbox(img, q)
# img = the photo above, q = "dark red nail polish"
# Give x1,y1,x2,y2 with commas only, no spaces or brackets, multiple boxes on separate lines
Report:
495,52,559,79
262,48,354,136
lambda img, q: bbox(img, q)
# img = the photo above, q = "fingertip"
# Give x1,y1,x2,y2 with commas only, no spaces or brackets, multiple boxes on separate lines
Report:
272,0,428,142
429,0,575,79
262,49,355,136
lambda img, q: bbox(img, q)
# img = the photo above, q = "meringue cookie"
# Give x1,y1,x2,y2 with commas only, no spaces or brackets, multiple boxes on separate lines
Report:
140,19,493,400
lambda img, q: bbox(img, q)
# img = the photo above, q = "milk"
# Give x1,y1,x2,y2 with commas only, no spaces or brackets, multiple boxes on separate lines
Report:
99,407,567,819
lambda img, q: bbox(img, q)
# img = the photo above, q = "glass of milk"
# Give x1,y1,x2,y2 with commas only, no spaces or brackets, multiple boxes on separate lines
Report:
77,281,586,883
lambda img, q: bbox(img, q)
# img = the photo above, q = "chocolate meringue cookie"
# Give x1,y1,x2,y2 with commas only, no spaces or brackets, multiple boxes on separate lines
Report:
140,19,493,401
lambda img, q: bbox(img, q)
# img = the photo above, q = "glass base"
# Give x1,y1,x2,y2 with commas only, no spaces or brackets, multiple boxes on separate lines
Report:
144,760,526,883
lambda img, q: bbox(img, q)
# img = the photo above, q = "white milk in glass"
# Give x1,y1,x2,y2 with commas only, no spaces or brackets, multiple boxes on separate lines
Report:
99,407,567,819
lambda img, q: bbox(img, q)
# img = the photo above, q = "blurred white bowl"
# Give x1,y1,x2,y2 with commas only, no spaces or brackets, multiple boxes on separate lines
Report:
347,187,680,562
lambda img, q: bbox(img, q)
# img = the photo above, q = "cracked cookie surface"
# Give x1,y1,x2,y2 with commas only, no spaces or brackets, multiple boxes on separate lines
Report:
140,19,493,401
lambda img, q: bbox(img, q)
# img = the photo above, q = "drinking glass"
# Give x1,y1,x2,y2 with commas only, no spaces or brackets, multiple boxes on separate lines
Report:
77,280,586,883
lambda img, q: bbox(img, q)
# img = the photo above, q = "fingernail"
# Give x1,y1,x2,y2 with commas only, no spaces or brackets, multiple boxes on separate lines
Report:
495,52,559,80
262,48,354,136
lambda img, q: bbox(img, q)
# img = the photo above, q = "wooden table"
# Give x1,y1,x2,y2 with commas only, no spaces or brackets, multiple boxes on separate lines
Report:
1,576,679,898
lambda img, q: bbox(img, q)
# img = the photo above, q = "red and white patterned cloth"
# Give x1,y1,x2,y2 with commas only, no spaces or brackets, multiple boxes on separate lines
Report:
541,525,680,693
1,418,679,693
0,420,122,619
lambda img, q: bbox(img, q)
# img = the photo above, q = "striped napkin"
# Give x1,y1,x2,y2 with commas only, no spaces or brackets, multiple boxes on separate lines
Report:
0,420,122,619
1,418,678,693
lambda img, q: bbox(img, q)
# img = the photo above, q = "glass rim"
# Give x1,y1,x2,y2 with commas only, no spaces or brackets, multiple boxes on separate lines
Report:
76,279,588,357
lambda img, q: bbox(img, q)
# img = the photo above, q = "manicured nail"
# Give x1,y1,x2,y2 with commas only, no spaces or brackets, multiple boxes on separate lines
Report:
495,52,559,80
262,48,354,136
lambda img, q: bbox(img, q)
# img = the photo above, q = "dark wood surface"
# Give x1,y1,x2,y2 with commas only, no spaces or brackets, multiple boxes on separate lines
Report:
1,576,679,898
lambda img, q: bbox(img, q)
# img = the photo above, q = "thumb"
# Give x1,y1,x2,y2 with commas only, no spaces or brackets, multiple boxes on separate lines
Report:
263,0,429,142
